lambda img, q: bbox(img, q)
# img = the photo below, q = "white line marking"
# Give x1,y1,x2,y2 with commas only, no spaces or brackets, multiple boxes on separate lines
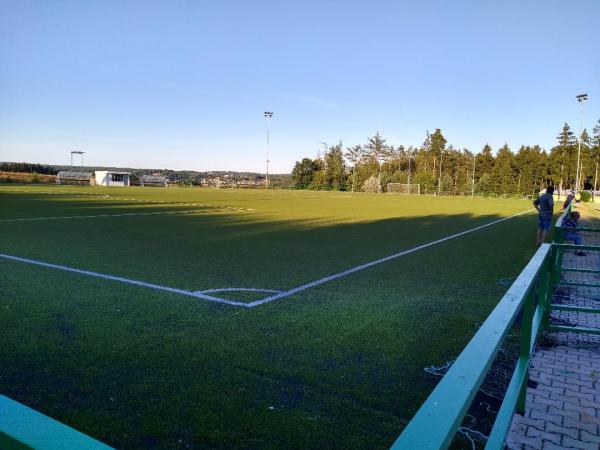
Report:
0,208,249,223
0,253,251,307
245,209,535,307
197,288,284,294
0,209,533,309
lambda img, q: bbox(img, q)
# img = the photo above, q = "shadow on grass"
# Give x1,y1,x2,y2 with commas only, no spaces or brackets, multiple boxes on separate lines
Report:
0,188,542,449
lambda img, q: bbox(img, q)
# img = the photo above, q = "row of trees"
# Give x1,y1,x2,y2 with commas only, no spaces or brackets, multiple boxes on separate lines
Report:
291,121,600,196
0,162,58,175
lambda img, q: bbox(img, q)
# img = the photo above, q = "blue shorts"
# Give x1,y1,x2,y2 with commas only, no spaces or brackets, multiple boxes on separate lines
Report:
538,215,552,231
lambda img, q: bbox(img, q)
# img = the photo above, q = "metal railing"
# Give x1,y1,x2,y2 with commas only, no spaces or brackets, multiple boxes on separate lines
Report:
391,243,554,449
0,395,112,449
551,200,600,335
391,202,600,449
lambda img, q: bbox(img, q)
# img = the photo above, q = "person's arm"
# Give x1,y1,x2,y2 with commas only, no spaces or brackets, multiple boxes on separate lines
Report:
533,198,540,211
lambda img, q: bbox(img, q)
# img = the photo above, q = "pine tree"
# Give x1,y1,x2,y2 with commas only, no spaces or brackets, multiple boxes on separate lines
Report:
554,123,577,191
490,144,516,194
429,129,447,193
344,145,364,192
364,132,390,191
324,143,347,190
475,144,495,180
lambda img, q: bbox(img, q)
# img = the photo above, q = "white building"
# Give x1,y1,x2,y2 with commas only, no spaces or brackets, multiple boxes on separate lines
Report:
94,171,131,187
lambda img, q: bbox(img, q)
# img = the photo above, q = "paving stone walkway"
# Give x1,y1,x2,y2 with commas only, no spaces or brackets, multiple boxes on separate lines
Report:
505,212,600,450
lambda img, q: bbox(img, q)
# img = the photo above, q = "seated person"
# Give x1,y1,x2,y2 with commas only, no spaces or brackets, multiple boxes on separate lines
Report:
563,211,586,255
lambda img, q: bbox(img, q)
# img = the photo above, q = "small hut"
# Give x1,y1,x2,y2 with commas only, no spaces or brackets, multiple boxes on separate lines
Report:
56,171,94,185
140,175,168,187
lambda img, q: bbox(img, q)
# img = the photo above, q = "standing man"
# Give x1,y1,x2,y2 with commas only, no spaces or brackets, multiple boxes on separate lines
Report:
533,186,554,245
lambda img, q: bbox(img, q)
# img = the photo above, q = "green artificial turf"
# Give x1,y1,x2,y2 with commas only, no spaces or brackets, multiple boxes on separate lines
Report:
0,185,538,449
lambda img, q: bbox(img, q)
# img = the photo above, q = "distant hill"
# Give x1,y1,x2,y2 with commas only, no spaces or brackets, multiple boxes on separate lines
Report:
0,162,292,188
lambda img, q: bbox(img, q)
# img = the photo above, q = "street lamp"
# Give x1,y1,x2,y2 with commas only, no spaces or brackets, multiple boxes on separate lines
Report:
574,93,588,196
264,111,273,188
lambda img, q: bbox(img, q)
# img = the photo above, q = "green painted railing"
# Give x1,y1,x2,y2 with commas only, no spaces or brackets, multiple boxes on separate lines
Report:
0,395,113,449
391,243,554,450
392,203,600,449
550,203,600,334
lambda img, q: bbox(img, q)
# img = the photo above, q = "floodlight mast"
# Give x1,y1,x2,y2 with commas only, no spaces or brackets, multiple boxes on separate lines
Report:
472,153,476,197
70,150,85,167
407,149,412,191
574,94,588,196
264,111,273,188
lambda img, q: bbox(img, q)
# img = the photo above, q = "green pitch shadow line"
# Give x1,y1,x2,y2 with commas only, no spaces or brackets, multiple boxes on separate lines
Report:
246,208,535,307
0,208,533,309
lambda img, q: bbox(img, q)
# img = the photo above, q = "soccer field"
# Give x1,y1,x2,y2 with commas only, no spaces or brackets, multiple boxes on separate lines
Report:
0,186,538,449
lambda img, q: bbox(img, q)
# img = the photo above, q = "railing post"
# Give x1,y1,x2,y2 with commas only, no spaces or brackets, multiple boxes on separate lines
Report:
552,244,563,286
517,288,534,414
543,251,555,330
536,256,550,334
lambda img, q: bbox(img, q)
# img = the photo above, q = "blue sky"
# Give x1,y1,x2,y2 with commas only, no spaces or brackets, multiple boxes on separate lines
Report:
1,1,599,173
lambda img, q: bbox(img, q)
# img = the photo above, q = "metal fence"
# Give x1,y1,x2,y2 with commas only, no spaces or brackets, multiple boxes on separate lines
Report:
391,202,600,449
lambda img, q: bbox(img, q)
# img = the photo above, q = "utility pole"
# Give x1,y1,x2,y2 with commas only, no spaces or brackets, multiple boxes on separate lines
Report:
264,111,273,188
575,94,588,196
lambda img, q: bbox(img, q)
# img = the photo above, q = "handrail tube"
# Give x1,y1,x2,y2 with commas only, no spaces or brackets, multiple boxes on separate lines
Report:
551,305,600,314
554,202,572,229
0,395,112,450
553,243,600,251
547,325,600,336
561,267,600,274
559,281,600,288
390,244,551,450
485,358,528,448
569,226,600,232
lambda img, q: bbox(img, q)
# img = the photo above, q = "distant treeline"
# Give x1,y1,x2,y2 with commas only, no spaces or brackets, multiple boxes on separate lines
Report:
0,162,58,175
0,162,292,188
291,121,600,195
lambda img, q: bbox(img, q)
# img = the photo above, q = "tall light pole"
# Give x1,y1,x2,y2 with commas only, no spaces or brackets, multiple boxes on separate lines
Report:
70,150,85,168
407,149,412,190
574,93,588,196
472,153,476,197
437,150,443,195
264,111,273,188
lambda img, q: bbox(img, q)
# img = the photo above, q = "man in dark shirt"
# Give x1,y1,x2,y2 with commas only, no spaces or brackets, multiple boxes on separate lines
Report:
533,186,554,245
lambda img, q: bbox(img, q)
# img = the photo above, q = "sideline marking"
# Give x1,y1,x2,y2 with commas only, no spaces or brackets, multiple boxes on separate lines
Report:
0,253,250,307
0,208,250,223
0,209,534,308
245,209,535,307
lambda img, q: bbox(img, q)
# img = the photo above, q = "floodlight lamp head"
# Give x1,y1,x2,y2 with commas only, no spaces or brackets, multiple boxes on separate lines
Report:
576,93,588,102
264,111,273,118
